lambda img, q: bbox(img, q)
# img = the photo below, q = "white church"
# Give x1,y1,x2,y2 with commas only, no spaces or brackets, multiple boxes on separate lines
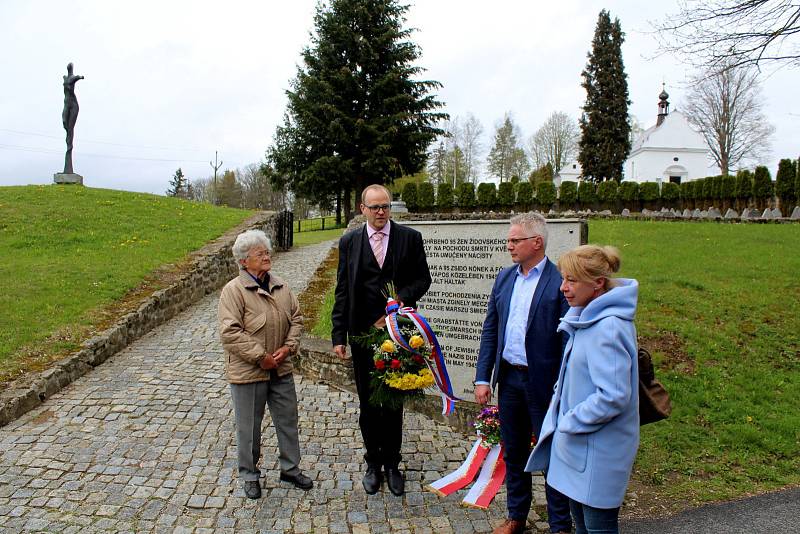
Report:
556,87,713,185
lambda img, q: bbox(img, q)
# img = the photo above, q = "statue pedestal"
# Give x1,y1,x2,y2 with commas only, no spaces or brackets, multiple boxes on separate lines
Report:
53,173,83,185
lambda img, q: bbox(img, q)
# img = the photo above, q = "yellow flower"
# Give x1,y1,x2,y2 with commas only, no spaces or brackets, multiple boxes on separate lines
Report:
409,335,425,349
384,369,435,390
381,340,396,353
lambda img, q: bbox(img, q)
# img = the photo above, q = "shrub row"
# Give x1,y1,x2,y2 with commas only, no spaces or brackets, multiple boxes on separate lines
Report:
400,164,795,213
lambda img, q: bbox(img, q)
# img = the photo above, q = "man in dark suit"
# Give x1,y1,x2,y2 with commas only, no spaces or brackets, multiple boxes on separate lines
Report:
332,184,431,496
474,212,572,534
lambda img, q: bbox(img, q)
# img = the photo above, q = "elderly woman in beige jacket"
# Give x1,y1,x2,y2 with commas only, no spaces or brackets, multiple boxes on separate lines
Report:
218,229,312,499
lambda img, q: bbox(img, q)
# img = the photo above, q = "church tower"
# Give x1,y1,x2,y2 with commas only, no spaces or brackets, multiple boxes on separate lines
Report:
656,84,670,126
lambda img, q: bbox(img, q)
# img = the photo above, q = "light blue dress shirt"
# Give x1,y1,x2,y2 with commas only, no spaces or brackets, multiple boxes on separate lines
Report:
501,256,548,367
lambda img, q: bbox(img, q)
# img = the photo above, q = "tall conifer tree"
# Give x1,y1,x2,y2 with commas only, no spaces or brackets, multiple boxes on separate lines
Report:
578,10,631,183
267,0,447,219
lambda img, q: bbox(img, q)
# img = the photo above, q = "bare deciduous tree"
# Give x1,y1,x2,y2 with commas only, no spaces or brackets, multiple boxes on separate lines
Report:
238,163,287,211
528,111,579,175
683,62,775,175
654,0,800,70
461,113,484,184
487,113,527,183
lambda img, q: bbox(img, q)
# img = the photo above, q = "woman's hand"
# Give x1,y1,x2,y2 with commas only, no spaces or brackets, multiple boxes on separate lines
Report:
259,353,277,370
272,346,291,366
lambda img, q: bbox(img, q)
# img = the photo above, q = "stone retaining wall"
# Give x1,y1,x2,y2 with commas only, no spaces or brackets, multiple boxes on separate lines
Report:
295,335,482,434
0,211,278,427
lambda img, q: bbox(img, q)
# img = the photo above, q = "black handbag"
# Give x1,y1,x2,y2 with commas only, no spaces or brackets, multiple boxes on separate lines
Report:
638,347,672,425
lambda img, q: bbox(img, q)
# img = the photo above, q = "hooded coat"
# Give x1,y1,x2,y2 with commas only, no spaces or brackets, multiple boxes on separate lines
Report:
525,278,639,509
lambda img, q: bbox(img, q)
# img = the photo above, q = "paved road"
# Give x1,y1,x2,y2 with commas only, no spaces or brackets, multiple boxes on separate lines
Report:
0,240,550,533
621,487,800,534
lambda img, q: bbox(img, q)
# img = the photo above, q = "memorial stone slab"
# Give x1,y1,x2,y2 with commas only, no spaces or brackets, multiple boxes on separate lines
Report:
621,208,631,217
407,219,586,399
53,172,83,185
791,206,800,220
708,207,722,218
390,200,408,213
724,208,739,219
741,208,754,219
762,208,774,219
682,209,691,218
599,210,612,216
692,209,702,218
771,208,782,218
700,210,709,218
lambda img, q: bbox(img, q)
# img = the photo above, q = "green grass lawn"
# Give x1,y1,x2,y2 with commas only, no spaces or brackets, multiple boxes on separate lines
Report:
307,219,800,505
0,185,252,380
293,226,345,247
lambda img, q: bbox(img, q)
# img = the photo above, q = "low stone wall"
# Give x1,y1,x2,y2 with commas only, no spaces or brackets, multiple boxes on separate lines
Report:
295,335,482,434
0,211,278,427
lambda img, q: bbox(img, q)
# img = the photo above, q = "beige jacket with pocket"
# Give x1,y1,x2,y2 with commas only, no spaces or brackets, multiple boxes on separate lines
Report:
218,270,303,384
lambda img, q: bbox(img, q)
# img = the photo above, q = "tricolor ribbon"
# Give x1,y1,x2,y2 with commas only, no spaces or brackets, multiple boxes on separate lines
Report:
384,298,459,415
426,438,507,509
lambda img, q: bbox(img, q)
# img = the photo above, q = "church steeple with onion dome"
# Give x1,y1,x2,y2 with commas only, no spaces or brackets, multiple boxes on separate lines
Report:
656,83,670,126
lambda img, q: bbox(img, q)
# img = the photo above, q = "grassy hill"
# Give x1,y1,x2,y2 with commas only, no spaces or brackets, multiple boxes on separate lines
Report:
0,185,253,382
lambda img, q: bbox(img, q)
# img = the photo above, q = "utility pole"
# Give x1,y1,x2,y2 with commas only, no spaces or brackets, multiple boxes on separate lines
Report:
210,151,223,205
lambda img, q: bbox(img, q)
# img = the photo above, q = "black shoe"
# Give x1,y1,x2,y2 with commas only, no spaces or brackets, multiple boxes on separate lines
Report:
280,471,314,491
244,480,261,499
385,466,405,496
362,465,383,495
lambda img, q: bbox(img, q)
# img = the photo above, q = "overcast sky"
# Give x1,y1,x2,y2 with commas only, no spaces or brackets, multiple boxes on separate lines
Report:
1,0,796,195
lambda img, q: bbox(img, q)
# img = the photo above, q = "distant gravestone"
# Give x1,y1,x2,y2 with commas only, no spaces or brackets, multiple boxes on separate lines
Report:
599,210,612,216
771,208,782,218
708,207,722,218
724,208,739,219
741,208,755,219
791,206,800,220
692,209,702,218
642,208,652,216
682,209,691,218
762,208,774,219
54,62,84,185
390,200,408,213
700,210,709,218
621,208,631,217
662,210,676,218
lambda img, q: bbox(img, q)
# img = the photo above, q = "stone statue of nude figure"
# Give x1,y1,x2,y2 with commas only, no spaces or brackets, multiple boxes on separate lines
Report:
62,62,84,174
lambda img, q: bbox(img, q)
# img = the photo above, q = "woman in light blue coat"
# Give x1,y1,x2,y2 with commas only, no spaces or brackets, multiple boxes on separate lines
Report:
526,245,639,534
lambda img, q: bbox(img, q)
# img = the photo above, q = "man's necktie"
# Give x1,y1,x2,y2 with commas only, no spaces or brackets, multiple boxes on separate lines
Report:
371,231,385,268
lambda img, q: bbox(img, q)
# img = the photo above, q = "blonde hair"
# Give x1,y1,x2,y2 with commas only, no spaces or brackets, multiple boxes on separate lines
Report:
558,245,621,291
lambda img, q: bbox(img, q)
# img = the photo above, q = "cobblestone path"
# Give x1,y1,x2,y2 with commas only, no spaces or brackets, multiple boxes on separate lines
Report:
0,240,548,533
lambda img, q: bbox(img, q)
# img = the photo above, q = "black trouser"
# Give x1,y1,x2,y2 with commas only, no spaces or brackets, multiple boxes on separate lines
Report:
351,342,403,468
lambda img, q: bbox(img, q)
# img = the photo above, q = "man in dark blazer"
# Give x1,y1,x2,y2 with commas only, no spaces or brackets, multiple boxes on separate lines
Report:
474,212,571,534
332,184,431,496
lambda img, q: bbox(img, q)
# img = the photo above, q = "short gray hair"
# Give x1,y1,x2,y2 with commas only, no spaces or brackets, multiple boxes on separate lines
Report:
232,230,272,262
509,212,548,249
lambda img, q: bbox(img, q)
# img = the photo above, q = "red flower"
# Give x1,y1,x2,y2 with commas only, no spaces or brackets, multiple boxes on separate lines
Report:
375,360,386,370
412,355,425,365
390,359,401,370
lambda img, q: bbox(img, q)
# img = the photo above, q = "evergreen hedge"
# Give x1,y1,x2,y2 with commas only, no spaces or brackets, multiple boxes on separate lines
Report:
578,181,598,204
417,182,434,211
661,182,679,202
456,182,476,209
680,181,693,201
775,158,796,206
402,182,418,211
640,182,660,202
559,181,578,205
735,170,753,199
497,182,515,208
516,182,533,208
702,177,715,202
618,181,639,203
477,182,497,209
536,182,556,210
752,166,773,202
436,182,453,209
720,175,736,201
597,180,618,203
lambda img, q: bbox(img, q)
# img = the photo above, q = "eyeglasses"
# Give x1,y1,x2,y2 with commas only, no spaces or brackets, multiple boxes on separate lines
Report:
248,250,271,259
506,236,539,246
364,204,391,212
